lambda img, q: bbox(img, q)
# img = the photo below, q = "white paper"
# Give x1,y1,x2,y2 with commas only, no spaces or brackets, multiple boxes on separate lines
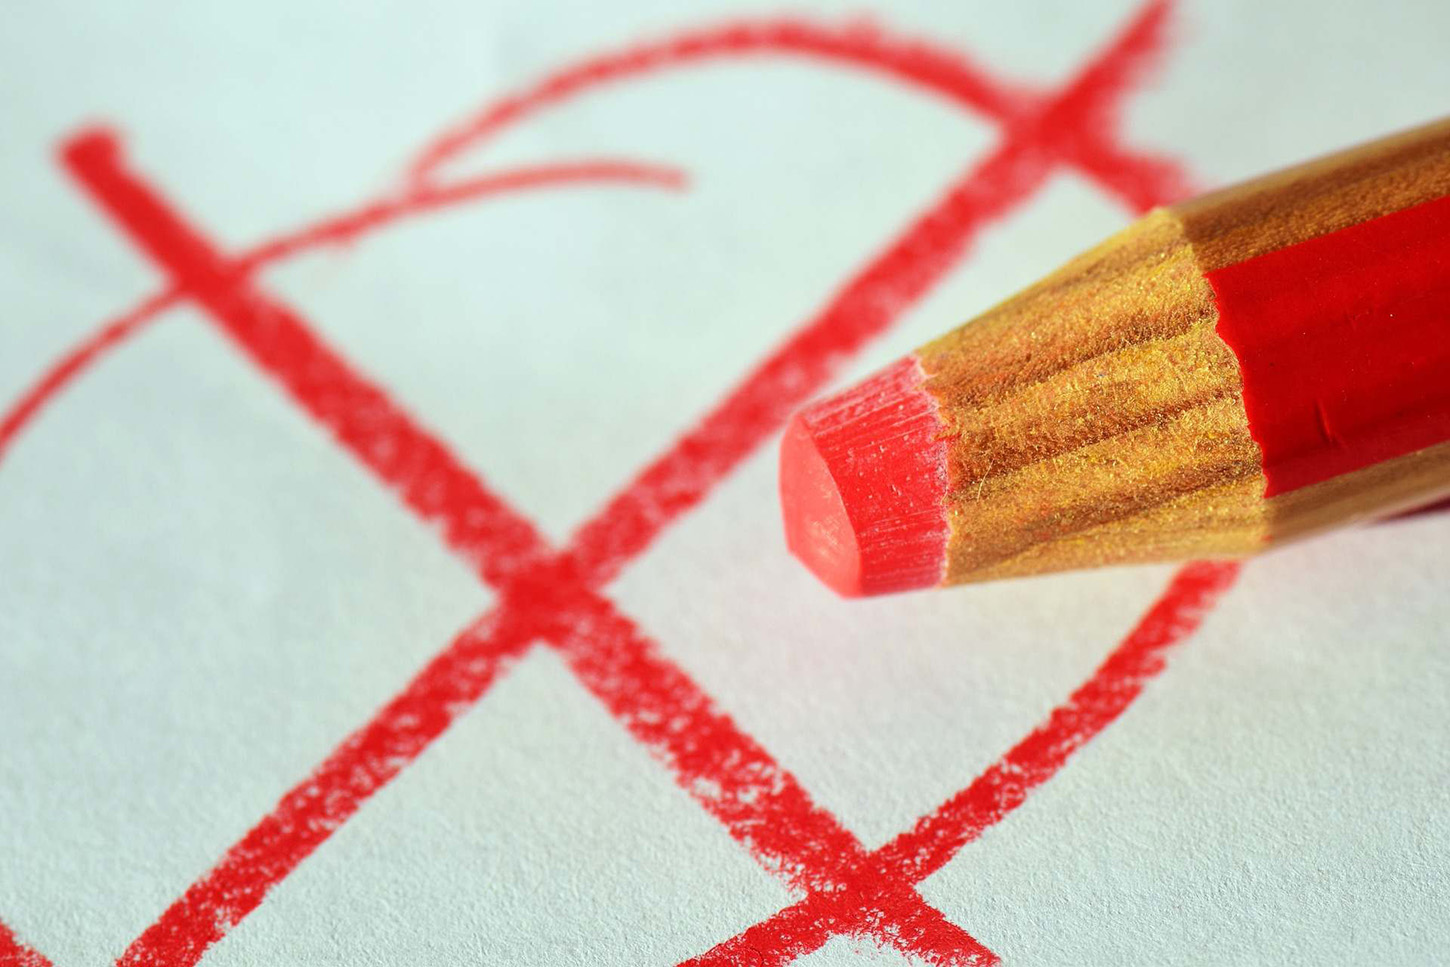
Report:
2,1,1447,964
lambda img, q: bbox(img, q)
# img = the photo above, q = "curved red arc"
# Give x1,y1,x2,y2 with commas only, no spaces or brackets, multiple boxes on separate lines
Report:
0,159,683,465
0,289,180,462
404,17,1036,186
236,159,685,273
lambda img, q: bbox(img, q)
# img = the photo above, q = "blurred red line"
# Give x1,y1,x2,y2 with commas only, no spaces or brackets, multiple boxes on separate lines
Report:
236,159,686,272
63,129,553,589
0,159,681,467
404,17,1032,187
0,289,176,464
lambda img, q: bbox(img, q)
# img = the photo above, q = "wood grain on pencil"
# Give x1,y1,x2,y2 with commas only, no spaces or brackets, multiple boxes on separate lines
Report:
781,118,1450,593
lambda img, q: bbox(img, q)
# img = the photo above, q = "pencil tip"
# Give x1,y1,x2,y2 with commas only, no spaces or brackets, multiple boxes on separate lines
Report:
781,412,864,596
780,357,950,597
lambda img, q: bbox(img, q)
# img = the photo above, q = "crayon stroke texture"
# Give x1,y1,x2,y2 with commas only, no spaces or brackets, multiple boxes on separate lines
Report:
0,2,1241,964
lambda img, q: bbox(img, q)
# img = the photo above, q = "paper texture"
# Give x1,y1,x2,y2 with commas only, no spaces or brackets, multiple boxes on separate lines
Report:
1,1,1447,964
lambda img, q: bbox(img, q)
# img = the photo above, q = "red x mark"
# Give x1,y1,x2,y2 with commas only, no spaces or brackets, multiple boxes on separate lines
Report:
0,3,1243,964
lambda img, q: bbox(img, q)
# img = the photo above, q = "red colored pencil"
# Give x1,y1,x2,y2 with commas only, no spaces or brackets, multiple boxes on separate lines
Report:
781,118,1450,595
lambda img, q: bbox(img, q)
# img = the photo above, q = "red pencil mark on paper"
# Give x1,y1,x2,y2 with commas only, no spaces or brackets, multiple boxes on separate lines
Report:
401,13,1189,213
0,923,52,967
0,3,1234,964
0,160,682,464
683,560,1241,966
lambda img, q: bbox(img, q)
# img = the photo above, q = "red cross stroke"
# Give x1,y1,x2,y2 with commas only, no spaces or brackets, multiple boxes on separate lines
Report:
0,2,1244,964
